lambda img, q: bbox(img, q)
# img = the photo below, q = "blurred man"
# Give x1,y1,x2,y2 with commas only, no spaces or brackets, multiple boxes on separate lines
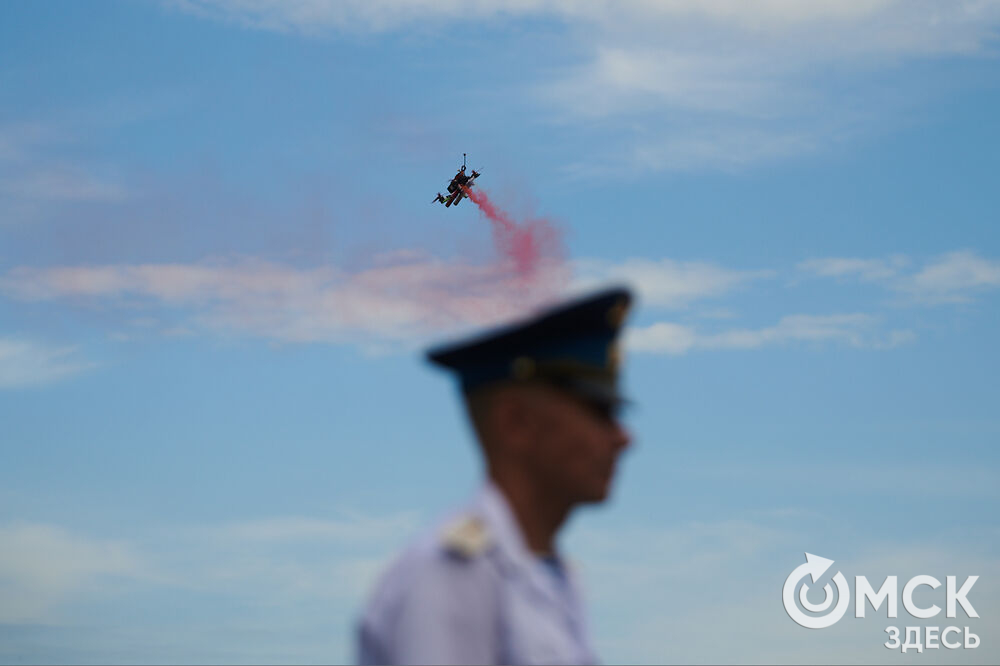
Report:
356,287,634,665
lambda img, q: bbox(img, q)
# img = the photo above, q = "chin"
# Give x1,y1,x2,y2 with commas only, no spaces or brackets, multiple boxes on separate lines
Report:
579,481,612,504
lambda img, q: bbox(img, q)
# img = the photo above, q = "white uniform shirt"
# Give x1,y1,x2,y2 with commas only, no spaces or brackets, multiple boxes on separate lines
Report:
356,483,598,665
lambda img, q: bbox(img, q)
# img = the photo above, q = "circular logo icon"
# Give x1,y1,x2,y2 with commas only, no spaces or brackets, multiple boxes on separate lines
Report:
783,553,851,629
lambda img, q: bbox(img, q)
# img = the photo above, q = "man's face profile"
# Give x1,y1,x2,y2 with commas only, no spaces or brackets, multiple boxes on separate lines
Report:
476,382,632,504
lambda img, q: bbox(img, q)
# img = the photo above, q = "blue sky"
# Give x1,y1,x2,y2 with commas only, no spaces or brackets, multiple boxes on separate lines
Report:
1,1,999,663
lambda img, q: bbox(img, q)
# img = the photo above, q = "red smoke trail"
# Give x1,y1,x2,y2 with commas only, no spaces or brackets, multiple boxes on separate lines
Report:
463,186,564,284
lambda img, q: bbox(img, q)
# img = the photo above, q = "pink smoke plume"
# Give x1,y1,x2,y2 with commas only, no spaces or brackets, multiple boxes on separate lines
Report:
463,185,565,289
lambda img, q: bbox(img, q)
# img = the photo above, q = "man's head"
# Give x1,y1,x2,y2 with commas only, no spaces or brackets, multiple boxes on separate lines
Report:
465,380,630,504
427,286,635,506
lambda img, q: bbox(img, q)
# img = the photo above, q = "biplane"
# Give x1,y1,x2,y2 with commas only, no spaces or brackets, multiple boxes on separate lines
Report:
432,153,481,207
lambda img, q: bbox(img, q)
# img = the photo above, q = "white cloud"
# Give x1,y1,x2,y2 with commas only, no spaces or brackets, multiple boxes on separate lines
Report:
576,257,768,309
707,313,876,348
631,126,820,171
628,313,915,354
170,1,1000,170
627,322,699,355
539,0,1000,171
0,254,780,354
903,250,1000,304
571,517,999,664
0,338,95,389
799,251,1000,304
170,0,1000,49
205,512,420,545
0,254,566,349
3,253,937,354
0,511,418,626
0,523,147,623
160,512,421,603
541,47,789,120
0,122,129,213
4,255,770,351
3,509,996,663
798,255,910,281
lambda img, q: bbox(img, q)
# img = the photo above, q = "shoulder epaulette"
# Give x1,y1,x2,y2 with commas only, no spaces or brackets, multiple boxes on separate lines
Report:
440,515,491,559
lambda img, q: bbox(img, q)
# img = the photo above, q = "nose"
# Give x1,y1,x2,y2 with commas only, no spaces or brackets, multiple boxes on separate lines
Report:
610,420,631,454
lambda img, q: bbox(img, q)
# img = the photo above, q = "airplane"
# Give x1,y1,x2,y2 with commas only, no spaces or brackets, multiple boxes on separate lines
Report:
433,153,482,208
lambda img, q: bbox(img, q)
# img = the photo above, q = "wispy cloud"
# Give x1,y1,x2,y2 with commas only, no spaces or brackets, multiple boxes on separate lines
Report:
628,313,915,354
0,254,564,349
539,1,1000,115
0,254,774,352
0,122,129,217
543,0,1000,172
204,512,420,545
0,338,95,389
0,523,147,623
2,509,996,663
161,512,422,603
170,1,1000,171
170,0,1000,51
799,250,1000,304
904,250,1000,304
573,516,998,664
0,510,418,626
797,255,911,281
576,257,770,309
3,251,949,354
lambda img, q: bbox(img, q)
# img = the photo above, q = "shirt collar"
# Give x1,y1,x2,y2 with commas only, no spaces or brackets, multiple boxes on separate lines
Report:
475,481,581,610
478,481,534,562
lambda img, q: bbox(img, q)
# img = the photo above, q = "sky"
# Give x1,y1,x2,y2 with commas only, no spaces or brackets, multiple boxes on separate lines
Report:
1,1,999,663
